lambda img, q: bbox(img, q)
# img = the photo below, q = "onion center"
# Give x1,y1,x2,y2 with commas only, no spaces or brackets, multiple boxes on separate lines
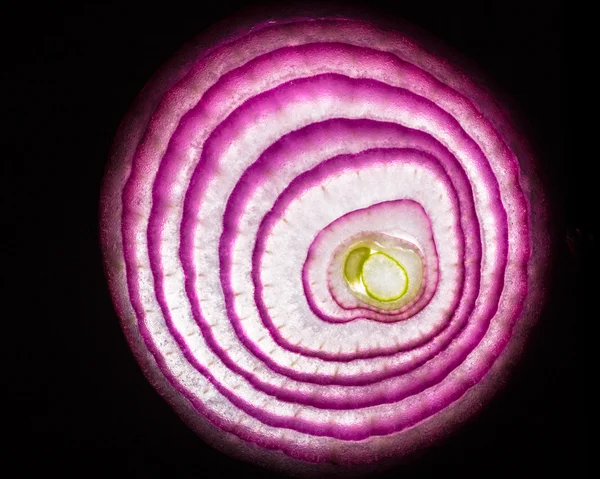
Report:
362,251,408,302
343,241,412,306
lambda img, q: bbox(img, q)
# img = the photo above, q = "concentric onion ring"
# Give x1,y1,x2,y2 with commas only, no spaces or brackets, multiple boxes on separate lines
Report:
100,13,549,475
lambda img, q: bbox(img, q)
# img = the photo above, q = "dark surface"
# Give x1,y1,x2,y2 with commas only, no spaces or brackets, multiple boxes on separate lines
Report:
4,1,588,477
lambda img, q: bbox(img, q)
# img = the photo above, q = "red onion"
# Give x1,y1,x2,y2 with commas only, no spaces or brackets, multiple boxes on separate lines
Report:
100,12,549,475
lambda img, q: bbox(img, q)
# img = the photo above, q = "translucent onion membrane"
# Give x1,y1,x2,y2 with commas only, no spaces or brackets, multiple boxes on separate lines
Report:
100,13,550,476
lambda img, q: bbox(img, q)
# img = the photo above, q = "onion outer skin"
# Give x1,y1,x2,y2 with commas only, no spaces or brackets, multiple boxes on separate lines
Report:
100,8,551,477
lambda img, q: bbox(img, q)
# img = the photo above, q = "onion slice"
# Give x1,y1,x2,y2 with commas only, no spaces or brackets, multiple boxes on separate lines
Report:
100,13,550,475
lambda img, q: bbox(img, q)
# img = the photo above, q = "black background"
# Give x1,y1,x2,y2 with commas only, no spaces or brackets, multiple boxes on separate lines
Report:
4,1,588,477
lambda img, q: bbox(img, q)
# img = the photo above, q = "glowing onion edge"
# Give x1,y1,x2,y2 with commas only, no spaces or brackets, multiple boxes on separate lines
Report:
100,12,550,478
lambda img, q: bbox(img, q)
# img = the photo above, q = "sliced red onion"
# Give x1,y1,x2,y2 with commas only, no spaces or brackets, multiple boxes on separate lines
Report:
100,14,549,475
